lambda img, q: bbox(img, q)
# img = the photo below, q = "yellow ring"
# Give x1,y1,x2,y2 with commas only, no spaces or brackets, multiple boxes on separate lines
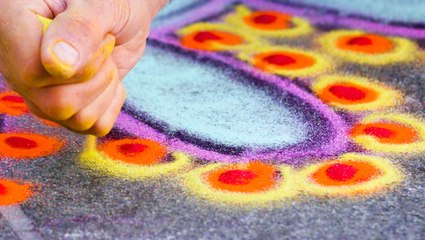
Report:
238,45,331,77
225,5,313,38
176,22,257,52
181,163,298,206
312,74,402,112
319,30,417,65
298,153,403,196
79,137,192,180
351,113,425,154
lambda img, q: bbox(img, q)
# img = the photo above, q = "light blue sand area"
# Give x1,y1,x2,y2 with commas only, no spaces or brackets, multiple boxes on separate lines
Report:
124,45,309,148
156,0,201,18
153,0,204,28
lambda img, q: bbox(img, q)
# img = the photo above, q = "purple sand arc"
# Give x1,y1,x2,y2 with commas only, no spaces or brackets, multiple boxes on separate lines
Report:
114,0,364,164
116,42,348,164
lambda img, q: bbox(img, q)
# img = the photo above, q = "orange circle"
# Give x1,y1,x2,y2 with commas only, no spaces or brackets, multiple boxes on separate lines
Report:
336,34,394,54
180,30,244,51
253,51,316,71
243,11,292,30
311,161,381,187
205,162,277,193
0,91,28,116
350,122,418,144
319,82,379,105
0,179,33,206
99,138,167,165
0,133,64,159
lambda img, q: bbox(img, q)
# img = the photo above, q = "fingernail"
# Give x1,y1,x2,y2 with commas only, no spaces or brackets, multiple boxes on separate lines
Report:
51,41,79,66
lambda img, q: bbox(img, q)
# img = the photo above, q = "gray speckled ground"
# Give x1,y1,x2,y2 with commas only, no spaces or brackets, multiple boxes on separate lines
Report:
0,216,18,240
1,0,425,239
1,150,424,240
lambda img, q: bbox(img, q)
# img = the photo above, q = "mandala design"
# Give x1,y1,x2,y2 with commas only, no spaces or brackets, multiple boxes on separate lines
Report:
1,0,424,207
79,1,423,204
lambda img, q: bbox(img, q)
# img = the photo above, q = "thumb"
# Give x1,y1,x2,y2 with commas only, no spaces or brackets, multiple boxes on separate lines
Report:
40,0,115,80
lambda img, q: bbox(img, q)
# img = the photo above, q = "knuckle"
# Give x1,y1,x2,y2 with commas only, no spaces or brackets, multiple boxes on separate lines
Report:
91,121,113,137
42,92,76,120
71,113,97,132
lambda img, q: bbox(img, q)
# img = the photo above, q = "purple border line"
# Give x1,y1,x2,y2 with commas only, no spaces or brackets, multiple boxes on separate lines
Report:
117,0,352,164
117,41,349,164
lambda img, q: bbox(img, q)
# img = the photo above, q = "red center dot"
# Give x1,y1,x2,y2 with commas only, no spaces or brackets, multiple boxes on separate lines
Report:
193,31,222,43
253,14,277,24
347,36,373,46
326,163,357,181
329,85,367,101
363,126,395,138
264,54,296,66
2,95,25,103
119,143,148,155
0,183,6,195
218,170,257,185
5,137,38,149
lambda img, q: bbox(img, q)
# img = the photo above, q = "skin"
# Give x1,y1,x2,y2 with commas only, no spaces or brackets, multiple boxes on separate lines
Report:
0,0,168,136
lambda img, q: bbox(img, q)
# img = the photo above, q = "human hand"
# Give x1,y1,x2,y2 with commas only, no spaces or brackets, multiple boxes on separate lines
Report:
0,0,167,136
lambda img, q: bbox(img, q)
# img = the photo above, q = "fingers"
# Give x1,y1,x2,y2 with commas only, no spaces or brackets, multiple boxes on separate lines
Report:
23,58,117,121
78,82,126,136
40,0,116,80
58,69,119,132
25,59,125,137
26,78,126,137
